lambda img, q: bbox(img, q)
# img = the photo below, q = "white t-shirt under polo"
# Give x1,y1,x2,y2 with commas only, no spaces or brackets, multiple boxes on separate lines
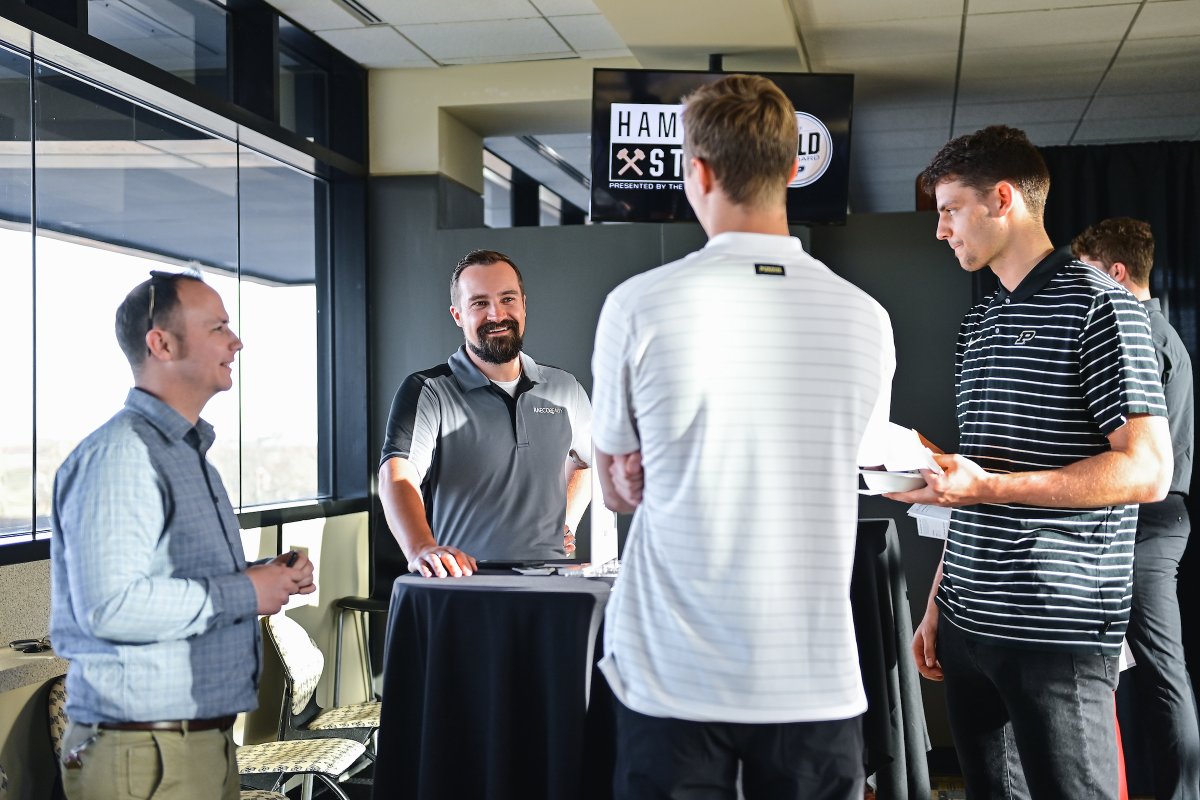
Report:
591,231,895,724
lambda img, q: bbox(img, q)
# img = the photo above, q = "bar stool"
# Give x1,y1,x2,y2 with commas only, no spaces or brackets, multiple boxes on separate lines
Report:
333,596,389,707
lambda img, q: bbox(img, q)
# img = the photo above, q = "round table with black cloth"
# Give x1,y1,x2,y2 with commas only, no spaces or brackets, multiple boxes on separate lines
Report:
372,519,930,800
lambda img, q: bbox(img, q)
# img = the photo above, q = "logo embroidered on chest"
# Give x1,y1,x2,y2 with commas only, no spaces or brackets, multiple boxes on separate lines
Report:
1014,330,1037,345
533,406,562,414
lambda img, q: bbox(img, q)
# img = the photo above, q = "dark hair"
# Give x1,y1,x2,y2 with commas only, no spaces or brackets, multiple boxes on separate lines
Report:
450,250,524,307
114,270,204,369
682,74,797,208
1071,217,1154,286
919,125,1050,220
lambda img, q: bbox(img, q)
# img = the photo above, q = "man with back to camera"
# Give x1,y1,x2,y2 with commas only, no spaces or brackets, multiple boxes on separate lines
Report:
889,126,1174,799
378,249,592,578
590,74,897,799
1073,217,1197,800
50,270,316,800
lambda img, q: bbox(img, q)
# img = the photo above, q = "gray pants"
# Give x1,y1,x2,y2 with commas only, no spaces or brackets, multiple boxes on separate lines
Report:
939,620,1121,800
61,722,239,800
1125,495,1200,800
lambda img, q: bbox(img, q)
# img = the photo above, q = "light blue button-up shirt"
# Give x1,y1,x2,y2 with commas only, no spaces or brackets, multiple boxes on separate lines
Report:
50,389,260,724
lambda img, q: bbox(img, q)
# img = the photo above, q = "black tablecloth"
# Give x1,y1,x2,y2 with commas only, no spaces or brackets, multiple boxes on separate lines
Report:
373,574,612,800
374,520,929,800
853,519,932,800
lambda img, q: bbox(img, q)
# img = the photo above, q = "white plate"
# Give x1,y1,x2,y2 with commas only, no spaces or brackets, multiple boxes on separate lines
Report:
859,470,925,494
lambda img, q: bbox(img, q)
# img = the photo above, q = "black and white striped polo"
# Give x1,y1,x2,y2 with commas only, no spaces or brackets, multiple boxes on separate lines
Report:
937,250,1166,655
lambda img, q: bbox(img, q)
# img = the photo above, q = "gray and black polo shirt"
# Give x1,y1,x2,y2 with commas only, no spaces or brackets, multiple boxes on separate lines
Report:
938,250,1166,655
381,346,591,560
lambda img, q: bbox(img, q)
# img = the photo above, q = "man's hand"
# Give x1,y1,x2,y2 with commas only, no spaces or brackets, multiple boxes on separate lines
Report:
563,525,576,555
912,605,943,681
885,453,993,507
246,560,312,615
272,551,316,595
609,451,644,508
408,544,476,578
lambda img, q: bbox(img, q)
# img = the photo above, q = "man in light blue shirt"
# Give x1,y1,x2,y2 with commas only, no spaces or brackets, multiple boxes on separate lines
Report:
50,270,315,800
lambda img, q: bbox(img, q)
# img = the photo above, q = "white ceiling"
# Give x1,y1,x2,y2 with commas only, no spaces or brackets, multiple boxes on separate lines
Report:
268,0,1200,214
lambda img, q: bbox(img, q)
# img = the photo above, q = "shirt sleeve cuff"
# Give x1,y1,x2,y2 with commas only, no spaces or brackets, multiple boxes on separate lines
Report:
208,572,260,626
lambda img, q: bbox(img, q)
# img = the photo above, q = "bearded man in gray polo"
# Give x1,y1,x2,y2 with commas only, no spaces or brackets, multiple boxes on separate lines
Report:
379,249,592,578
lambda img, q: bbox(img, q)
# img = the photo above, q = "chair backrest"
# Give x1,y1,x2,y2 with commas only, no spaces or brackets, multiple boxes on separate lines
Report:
47,675,69,760
265,613,324,717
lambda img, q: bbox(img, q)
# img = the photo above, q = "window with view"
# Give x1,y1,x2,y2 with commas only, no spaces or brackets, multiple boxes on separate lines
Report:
0,50,325,545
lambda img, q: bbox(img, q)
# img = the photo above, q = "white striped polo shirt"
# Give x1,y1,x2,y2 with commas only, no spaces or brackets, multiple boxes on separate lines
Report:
939,251,1166,655
591,231,896,723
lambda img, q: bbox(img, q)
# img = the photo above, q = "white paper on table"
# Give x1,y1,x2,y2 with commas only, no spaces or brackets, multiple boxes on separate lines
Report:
907,503,951,540
859,422,942,474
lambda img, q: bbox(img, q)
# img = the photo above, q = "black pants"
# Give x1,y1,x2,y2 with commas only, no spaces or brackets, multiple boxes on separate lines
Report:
939,620,1120,800
1125,495,1200,800
613,700,864,800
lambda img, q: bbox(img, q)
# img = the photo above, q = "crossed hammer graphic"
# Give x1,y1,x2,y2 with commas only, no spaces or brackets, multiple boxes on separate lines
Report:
616,147,646,176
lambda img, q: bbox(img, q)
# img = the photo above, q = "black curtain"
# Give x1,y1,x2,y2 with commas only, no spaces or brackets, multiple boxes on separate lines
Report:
1040,140,1199,357
1040,140,1200,793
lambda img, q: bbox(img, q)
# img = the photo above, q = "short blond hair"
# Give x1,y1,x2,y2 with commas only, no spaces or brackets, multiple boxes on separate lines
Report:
682,74,797,209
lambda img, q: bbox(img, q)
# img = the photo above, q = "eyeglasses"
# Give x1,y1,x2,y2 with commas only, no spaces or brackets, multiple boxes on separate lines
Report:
147,268,202,332
8,636,51,654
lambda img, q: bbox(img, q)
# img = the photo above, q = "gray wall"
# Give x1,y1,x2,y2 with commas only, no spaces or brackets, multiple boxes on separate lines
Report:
368,175,971,745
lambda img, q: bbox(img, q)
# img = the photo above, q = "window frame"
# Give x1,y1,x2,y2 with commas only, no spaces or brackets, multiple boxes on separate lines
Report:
0,0,370,565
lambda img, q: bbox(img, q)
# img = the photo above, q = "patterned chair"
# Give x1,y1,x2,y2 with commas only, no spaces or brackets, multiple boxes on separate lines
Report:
265,613,380,759
1,760,8,800
47,674,363,799
47,675,70,761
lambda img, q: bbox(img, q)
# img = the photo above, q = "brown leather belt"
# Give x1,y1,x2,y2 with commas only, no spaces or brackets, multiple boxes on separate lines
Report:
98,715,235,732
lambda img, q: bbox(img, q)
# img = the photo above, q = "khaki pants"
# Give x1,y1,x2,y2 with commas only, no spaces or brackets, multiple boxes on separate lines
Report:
61,722,239,800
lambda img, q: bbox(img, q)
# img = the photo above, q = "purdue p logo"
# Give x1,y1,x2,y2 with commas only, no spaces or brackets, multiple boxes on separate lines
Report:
1014,330,1037,345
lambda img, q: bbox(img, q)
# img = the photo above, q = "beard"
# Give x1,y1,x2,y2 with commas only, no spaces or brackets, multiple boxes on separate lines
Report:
468,320,523,364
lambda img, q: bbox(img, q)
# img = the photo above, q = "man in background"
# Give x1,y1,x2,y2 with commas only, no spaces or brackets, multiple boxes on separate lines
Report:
1073,217,1196,800
895,126,1172,799
51,270,315,800
379,249,591,577
591,74,896,799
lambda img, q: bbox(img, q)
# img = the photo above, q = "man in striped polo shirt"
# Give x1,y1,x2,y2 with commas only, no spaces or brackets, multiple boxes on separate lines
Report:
1073,218,1196,800
894,125,1174,799
591,75,896,799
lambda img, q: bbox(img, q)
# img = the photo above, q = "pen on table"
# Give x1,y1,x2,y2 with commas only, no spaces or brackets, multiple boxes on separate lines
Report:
285,550,299,567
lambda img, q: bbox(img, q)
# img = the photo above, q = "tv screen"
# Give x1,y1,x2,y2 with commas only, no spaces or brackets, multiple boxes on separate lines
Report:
590,68,853,225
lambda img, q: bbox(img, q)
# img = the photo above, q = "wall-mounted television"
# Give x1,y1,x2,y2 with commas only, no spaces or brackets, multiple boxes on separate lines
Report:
590,68,853,225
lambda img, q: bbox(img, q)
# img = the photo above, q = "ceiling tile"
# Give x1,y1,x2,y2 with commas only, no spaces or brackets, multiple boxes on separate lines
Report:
794,0,962,26
806,15,961,62
549,14,626,52
969,0,1134,13
400,18,572,62
954,97,1090,127
853,128,950,151
959,41,1113,80
266,0,362,32
1086,89,1200,119
818,52,957,104
950,120,1078,145
853,103,953,133
1127,0,1200,39
574,48,634,58
530,0,603,14
1073,114,1200,142
365,0,541,26
1101,36,1200,92
315,26,436,67
963,5,1137,49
